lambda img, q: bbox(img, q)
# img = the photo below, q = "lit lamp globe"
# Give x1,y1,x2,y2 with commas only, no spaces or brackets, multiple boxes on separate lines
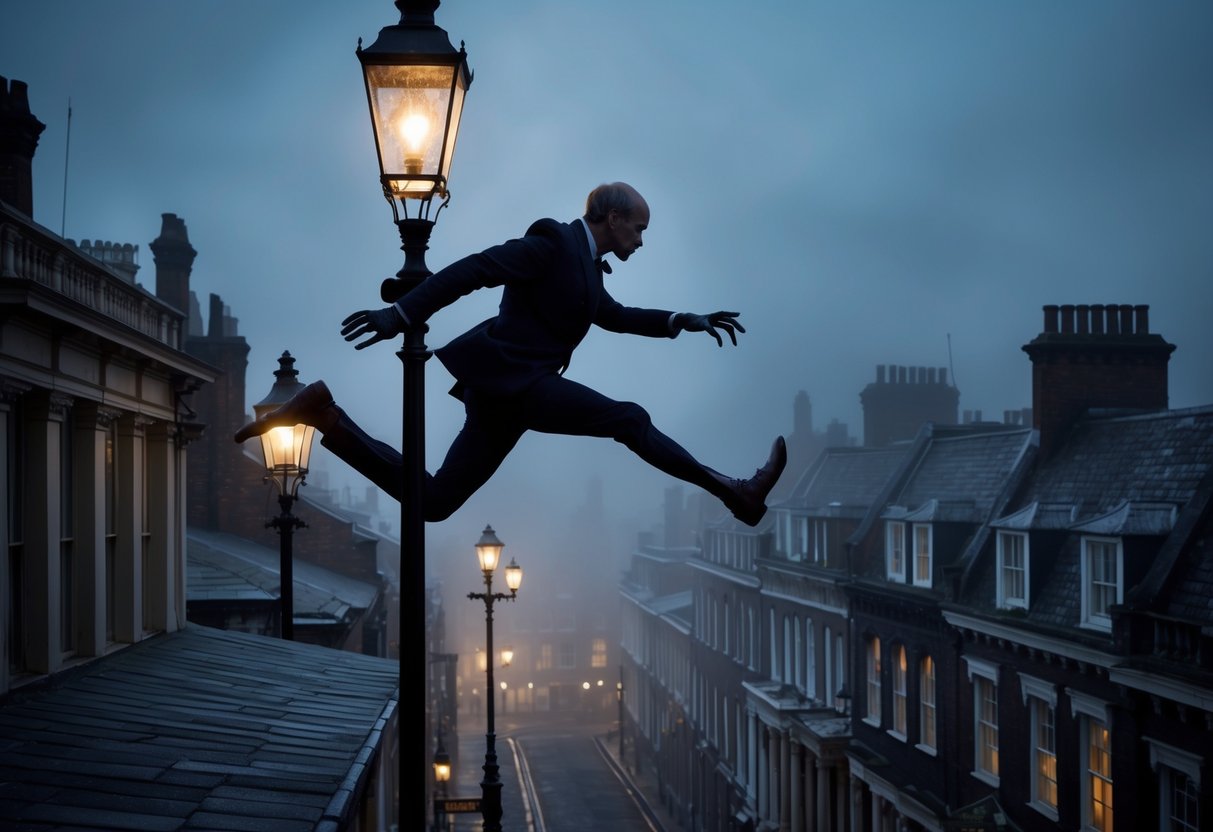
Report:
432,742,451,784
251,352,316,497
501,646,514,667
475,525,504,574
504,558,523,593
357,0,472,205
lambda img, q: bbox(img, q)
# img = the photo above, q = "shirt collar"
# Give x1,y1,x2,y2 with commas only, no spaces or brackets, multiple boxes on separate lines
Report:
578,216,599,261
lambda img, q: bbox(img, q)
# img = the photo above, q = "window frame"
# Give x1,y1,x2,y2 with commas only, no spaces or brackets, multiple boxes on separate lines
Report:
1020,673,1059,819
996,531,1029,609
912,523,933,587
917,655,937,755
886,521,906,583
1070,690,1113,832
1147,738,1201,832
889,644,908,741
1080,536,1123,632
864,636,882,727
965,656,1000,786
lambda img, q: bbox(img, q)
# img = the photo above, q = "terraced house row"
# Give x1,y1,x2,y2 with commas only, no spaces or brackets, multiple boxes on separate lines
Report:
620,302,1212,832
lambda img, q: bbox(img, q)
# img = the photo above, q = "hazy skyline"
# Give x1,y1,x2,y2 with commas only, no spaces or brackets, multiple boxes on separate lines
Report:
4,1,1210,555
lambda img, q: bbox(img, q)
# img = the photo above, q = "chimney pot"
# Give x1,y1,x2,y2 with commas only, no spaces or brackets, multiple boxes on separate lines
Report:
1105,304,1120,334
1043,305,1060,334
1060,304,1075,334
1119,305,1133,335
1134,305,1149,334
939,367,948,385
1076,304,1090,335
877,364,886,384
1090,304,1105,335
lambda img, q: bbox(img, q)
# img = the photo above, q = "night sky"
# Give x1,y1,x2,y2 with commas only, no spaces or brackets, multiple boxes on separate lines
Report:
4,1,1211,564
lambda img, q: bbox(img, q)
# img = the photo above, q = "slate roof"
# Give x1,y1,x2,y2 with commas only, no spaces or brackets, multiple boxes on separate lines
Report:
783,445,912,517
0,625,397,831
188,528,379,624
965,406,1213,630
891,429,1032,520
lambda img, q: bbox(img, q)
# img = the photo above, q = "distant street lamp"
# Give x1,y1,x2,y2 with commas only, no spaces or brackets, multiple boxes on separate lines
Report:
431,738,451,832
466,525,522,832
356,3,473,825
499,681,508,715
501,646,514,667
835,685,852,717
250,352,316,641
617,667,625,760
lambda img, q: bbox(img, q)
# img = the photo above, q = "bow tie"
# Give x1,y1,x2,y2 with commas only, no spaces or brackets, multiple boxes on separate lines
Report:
596,258,612,275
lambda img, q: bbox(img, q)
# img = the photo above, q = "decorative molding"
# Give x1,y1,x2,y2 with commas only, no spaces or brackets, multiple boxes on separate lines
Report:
963,655,998,683
1145,737,1202,784
1067,688,1109,722
1018,672,1057,708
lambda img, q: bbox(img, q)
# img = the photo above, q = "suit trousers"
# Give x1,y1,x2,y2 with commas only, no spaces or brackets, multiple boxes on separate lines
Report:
320,373,730,522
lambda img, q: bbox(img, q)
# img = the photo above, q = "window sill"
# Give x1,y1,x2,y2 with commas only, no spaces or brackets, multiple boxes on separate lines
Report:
1027,800,1058,822
915,743,937,757
887,729,907,743
971,769,1000,788
862,716,882,729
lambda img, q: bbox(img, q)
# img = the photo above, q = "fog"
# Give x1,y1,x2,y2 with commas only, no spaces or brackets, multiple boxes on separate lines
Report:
4,1,1211,573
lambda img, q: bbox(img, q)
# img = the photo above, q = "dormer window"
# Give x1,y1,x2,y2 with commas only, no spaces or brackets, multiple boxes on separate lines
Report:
1081,536,1122,631
912,524,932,587
997,531,1029,609
886,521,906,582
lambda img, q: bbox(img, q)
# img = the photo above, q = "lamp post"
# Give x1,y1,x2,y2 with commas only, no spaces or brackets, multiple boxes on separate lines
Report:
250,352,317,641
356,2,472,825
466,525,522,832
617,666,625,761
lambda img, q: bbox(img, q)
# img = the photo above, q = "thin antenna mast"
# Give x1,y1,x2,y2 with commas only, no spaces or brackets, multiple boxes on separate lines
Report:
947,332,959,393
60,98,71,238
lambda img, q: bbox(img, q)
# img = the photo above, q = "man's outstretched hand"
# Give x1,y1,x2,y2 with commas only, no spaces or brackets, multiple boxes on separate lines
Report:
674,311,745,347
341,306,405,350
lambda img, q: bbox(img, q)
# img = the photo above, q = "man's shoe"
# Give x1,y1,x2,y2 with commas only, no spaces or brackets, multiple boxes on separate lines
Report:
234,381,335,443
725,436,788,527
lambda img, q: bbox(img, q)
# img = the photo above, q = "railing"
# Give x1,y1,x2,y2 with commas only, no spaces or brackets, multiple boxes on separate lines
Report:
1,215,182,348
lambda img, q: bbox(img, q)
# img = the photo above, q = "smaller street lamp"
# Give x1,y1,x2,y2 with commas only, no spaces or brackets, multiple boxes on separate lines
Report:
500,646,514,667
835,686,852,717
431,738,451,832
499,681,508,715
466,525,522,832
249,351,317,640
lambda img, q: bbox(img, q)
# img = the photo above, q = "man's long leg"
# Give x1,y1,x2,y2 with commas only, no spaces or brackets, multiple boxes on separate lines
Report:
518,375,735,503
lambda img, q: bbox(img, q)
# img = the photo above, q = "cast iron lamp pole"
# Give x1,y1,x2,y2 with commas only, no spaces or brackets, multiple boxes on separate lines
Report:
466,526,522,832
250,352,317,641
356,1,472,826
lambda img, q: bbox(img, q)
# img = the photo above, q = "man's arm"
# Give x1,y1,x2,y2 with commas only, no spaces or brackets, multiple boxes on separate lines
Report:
341,223,562,350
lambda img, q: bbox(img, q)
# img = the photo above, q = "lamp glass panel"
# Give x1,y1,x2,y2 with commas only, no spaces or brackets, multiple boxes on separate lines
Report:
505,561,523,591
477,543,501,573
365,64,458,197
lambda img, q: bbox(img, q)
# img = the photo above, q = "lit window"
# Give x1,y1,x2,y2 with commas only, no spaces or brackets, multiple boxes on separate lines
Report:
891,646,907,739
1085,717,1113,832
997,531,1029,609
912,524,932,587
865,637,882,726
965,657,999,785
886,522,905,582
1020,674,1059,820
591,638,607,668
918,656,936,753
1032,699,1058,812
1081,537,1122,631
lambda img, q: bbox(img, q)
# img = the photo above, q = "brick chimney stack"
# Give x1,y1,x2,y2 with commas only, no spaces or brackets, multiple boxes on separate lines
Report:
860,364,959,447
0,77,46,217
1022,304,1174,457
149,213,197,316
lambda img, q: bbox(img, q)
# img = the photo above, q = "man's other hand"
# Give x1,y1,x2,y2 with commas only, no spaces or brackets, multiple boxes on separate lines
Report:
341,306,405,350
674,311,745,347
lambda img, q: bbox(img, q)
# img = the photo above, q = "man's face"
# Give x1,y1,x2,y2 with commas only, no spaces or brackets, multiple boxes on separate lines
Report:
607,201,649,261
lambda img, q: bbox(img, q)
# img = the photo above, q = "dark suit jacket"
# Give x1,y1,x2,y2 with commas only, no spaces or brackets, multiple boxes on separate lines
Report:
395,218,675,397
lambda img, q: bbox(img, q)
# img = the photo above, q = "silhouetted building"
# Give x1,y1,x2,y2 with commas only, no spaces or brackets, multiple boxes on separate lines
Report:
620,303,1212,832
0,78,399,831
860,365,959,448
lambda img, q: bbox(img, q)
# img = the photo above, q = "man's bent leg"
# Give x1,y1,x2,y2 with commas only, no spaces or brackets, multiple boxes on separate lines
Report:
425,390,526,521
519,376,731,500
319,407,408,500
